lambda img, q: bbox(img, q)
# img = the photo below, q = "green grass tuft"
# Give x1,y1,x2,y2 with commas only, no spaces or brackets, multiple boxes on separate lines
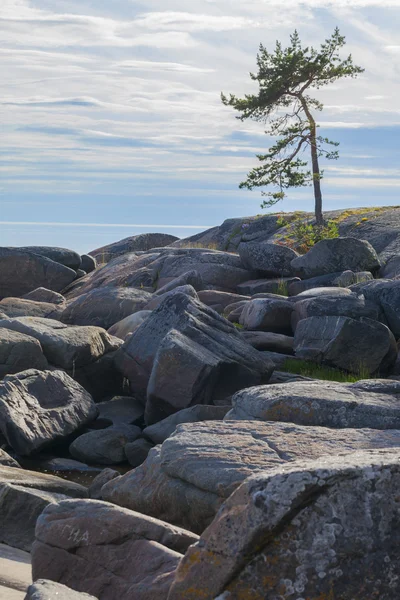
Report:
282,358,371,383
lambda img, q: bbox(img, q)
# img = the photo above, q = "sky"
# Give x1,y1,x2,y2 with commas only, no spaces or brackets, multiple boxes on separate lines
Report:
1,0,400,253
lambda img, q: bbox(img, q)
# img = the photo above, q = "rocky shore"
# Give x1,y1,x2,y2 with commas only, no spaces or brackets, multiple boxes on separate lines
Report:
2,208,400,598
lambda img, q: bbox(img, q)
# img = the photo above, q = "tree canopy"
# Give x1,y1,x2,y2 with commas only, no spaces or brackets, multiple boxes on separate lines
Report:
221,27,364,224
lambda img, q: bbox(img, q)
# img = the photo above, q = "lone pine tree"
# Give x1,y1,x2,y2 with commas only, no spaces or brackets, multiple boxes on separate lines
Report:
221,28,364,225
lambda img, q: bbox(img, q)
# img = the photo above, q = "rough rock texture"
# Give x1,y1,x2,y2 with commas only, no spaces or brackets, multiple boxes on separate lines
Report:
293,315,396,374
154,271,204,295
145,285,198,310
0,329,48,378
288,272,363,296
227,379,400,428
291,292,382,330
239,298,293,334
0,483,67,551
238,242,299,276
168,449,400,600
0,317,121,370
197,290,249,309
0,370,98,455
69,350,124,401
0,248,77,299
70,425,142,465
352,279,400,338
89,468,120,500
107,311,152,340
0,298,63,320
0,449,20,468
102,420,400,533
143,405,230,444
115,293,273,425
17,246,82,270
31,499,198,600
25,579,98,600
291,237,380,279
89,233,178,263
239,331,294,354
61,287,151,329
23,288,66,305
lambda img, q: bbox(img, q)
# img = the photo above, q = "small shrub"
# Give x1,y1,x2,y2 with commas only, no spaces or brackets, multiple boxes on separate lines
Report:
276,279,289,296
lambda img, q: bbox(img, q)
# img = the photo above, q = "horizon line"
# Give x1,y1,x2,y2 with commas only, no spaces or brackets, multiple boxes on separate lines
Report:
0,221,215,229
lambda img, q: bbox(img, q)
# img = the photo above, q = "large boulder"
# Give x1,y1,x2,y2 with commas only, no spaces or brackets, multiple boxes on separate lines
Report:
102,420,400,534
89,233,178,263
237,277,299,295
239,331,294,354
145,285,198,310
154,271,204,295
0,484,67,551
80,254,97,274
25,579,98,600
0,464,87,496
0,248,77,299
0,449,20,468
0,329,48,378
293,315,396,374
0,370,98,455
31,499,198,600
351,279,400,338
96,396,144,427
238,242,299,276
291,292,383,330
61,287,152,329
227,379,400,427
69,425,142,465
23,287,66,305
17,246,82,270
239,298,293,334
114,293,273,425
0,298,63,319
169,448,400,600
0,317,121,370
291,237,380,279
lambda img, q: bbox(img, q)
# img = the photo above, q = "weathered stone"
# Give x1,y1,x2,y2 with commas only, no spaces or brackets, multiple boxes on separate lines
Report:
23,288,66,305
293,286,354,299
237,277,299,295
239,298,293,334
351,279,400,338
0,484,67,551
144,285,198,310
0,298,63,320
0,317,120,370
0,248,77,299
227,379,400,427
102,420,400,533
0,329,48,378
143,405,230,445
197,290,249,309
124,438,154,467
294,315,396,374
0,464,87,496
88,468,120,500
69,350,124,401
61,287,151,329
107,311,152,340
332,269,373,287
70,425,142,465
30,457,101,476
239,331,294,354
168,449,400,600
291,237,381,279
0,370,98,455
31,499,198,600
154,271,204,295
288,273,354,295
239,242,299,276
291,292,382,330
115,293,273,425
17,246,82,270
0,449,20,468
25,579,98,600
89,233,178,263
80,254,97,274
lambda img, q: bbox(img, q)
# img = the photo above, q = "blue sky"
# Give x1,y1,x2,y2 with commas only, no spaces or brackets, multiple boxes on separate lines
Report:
1,0,400,253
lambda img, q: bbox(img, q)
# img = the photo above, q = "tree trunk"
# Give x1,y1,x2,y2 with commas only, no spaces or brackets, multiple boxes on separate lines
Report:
299,96,323,226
